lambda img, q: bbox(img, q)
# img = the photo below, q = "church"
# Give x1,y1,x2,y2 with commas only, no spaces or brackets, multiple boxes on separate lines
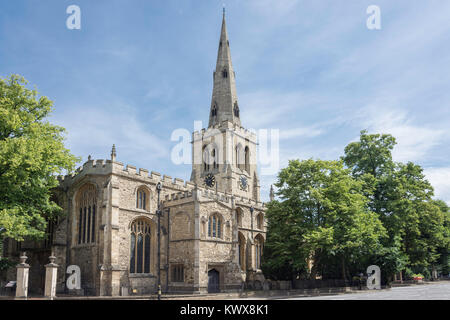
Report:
2,12,267,296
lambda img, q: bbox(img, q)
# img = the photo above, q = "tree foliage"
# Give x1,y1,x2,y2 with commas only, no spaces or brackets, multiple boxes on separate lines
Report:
262,159,386,280
0,74,79,241
263,130,450,282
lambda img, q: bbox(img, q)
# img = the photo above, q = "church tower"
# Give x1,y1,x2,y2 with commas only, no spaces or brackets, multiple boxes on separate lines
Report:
191,10,261,201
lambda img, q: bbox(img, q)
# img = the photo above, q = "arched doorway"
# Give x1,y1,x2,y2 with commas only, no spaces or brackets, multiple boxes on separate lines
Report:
208,269,220,293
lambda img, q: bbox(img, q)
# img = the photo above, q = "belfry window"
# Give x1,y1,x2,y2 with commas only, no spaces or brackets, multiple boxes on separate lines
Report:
76,184,97,245
244,146,249,172
203,145,210,172
234,102,239,118
130,218,152,274
212,148,218,169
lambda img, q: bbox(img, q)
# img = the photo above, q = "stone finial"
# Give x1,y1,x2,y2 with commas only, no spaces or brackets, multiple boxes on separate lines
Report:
269,185,275,201
111,144,117,161
19,252,28,265
48,255,57,264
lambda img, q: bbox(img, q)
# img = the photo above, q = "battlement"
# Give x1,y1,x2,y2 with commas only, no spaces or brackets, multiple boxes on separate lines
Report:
57,158,194,192
162,184,265,209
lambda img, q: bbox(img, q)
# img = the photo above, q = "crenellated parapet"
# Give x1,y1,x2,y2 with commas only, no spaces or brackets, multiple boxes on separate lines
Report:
56,158,196,193
162,184,265,210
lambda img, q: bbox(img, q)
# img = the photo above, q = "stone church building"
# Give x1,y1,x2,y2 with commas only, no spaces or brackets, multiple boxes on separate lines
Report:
2,12,267,296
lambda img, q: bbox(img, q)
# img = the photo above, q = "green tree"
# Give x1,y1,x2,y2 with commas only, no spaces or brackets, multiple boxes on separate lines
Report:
0,74,79,242
342,130,449,280
262,159,386,281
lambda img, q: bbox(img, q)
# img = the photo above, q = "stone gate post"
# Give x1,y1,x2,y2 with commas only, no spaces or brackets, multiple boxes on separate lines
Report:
44,255,59,299
15,252,30,299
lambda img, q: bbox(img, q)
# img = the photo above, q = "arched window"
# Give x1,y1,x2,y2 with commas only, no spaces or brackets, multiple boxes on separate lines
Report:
222,68,228,78
203,145,210,172
257,213,264,230
236,208,243,228
236,144,244,170
130,218,152,274
136,187,149,211
254,234,264,270
208,214,222,239
234,102,239,118
76,184,97,245
211,104,217,117
212,148,218,170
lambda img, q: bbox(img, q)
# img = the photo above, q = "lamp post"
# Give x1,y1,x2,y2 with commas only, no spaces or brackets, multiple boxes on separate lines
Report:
156,181,162,300
250,206,254,270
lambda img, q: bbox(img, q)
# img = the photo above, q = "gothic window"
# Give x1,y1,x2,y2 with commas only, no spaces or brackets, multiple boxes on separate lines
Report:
236,208,243,228
76,184,97,245
203,145,210,172
254,234,264,270
211,104,217,117
208,213,222,239
212,148,218,170
257,213,264,230
236,145,244,170
233,102,239,118
222,68,228,78
136,187,149,211
171,264,184,282
244,146,250,172
130,218,152,274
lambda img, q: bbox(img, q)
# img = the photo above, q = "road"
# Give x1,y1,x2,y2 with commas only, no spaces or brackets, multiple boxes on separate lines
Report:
280,282,450,300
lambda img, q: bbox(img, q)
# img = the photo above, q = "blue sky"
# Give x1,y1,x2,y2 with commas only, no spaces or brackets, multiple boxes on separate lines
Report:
1,0,449,203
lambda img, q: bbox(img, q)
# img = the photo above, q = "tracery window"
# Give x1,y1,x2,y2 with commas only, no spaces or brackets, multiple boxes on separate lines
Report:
77,184,97,245
208,214,222,239
130,218,152,274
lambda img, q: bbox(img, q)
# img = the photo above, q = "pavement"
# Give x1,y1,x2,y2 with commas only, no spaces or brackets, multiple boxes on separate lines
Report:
1,281,449,300
277,281,450,300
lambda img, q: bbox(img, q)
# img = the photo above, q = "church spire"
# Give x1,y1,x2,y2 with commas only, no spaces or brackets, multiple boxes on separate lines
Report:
208,10,241,128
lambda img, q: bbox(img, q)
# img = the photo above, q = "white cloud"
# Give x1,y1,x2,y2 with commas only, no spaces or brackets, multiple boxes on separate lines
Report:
279,126,323,140
353,104,446,163
50,103,169,168
424,167,450,205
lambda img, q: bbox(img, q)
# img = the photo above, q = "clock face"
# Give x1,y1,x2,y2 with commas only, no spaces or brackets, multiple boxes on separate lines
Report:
204,173,215,188
239,175,248,190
